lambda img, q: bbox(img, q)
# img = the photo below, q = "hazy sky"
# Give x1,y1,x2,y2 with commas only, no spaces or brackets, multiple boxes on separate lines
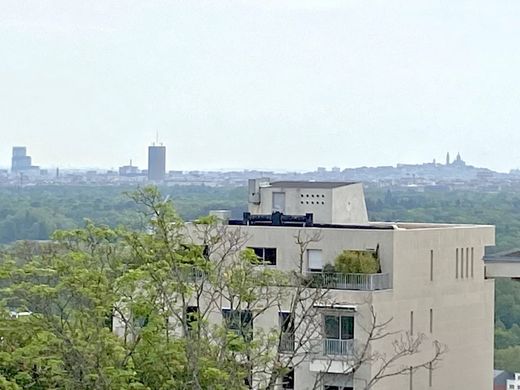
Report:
1,0,520,172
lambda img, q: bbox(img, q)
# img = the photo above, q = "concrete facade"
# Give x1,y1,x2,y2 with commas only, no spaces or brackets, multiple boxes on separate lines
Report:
116,180,496,390
240,180,495,389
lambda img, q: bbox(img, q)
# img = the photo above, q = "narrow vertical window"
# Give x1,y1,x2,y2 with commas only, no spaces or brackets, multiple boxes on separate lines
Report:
410,311,414,335
462,248,465,278
471,247,474,278
456,248,459,279
429,308,433,333
466,248,469,278
430,250,434,281
429,362,433,387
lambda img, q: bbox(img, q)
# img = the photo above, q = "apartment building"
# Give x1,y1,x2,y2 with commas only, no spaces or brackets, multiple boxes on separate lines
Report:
114,179,495,389
212,179,494,390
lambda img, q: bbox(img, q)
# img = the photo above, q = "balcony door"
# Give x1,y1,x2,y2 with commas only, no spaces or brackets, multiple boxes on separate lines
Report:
324,315,354,340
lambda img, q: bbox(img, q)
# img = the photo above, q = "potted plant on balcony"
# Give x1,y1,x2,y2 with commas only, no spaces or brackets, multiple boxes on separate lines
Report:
334,249,380,289
335,250,379,273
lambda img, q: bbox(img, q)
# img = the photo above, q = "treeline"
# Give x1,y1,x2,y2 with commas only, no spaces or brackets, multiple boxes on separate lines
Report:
0,185,247,244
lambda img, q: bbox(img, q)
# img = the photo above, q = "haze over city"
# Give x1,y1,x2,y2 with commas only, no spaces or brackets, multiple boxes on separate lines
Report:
2,0,520,172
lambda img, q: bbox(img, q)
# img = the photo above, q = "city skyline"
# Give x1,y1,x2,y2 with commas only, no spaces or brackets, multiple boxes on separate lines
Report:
3,1,520,172
0,144,488,173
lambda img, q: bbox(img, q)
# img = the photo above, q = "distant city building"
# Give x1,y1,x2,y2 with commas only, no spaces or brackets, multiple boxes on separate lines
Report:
446,152,450,165
148,145,166,181
11,146,39,175
11,147,31,172
119,160,141,177
452,152,466,167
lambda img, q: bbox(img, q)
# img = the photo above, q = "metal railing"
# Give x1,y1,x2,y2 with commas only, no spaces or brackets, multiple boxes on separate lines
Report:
305,272,390,291
322,338,354,356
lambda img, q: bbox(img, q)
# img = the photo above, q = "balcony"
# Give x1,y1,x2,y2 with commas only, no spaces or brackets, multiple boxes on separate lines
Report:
305,272,390,291
324,338,354,356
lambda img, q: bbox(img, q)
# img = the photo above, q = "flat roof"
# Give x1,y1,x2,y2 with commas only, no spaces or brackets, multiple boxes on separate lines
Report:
268,181,358,189
228,220,490,230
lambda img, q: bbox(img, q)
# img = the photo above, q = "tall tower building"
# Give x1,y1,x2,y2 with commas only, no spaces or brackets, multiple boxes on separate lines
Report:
446,152,450,165
148,145,166,181
11,146,32,173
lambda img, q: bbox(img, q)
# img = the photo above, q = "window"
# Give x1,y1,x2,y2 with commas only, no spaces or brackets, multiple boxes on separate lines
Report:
281,368,294,389
186,306,199,332
410,311,414,335
461,247,465,277
466,248,469,278
248,247,277,265
104,310,114,330
456,248,459,279
430,250,434,281
324,387,353,390
324,315,354,340
202,245,210,260
279,312,295,352
324,313,354,357
308,249,323,271
471,247,474,278
222,309,253,341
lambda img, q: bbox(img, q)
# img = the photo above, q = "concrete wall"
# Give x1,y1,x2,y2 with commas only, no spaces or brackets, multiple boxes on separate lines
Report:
249,183,369,225
331,183,369,225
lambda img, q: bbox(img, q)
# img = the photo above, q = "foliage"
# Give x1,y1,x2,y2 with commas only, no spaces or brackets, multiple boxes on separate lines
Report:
334,250,379,274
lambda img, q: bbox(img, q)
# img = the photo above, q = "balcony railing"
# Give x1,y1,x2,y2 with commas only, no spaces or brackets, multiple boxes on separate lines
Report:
305,272,390,291
322,338,354,356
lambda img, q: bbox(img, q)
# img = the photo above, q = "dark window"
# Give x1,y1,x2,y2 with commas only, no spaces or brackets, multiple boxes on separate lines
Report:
324,315,354,340
222,309,253,341
133,314,149,329
281,368,294,389
279,312,295,352
186,306,199,332
202,245,210,259
324,387,353,390
247,247,277,266
104,310,114,330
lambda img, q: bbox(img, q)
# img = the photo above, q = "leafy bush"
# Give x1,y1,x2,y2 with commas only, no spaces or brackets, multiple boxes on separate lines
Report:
334,250,379,274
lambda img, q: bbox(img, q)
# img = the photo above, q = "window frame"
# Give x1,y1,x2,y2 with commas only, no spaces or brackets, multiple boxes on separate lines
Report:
222,308,253,341
248,247,277,266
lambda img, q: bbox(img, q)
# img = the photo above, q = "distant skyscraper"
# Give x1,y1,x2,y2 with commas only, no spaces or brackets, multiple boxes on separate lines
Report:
11,146,32,173
148,145,166,181
446,152,450,165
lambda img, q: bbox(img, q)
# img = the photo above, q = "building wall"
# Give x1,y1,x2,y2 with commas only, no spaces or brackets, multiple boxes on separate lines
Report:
249,186,334,223
248,183,369,225
331,184,369,225
365,226,495,390
233,223,495,390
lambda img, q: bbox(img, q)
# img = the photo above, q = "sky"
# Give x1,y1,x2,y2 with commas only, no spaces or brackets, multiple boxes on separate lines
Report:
1,0,520,172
